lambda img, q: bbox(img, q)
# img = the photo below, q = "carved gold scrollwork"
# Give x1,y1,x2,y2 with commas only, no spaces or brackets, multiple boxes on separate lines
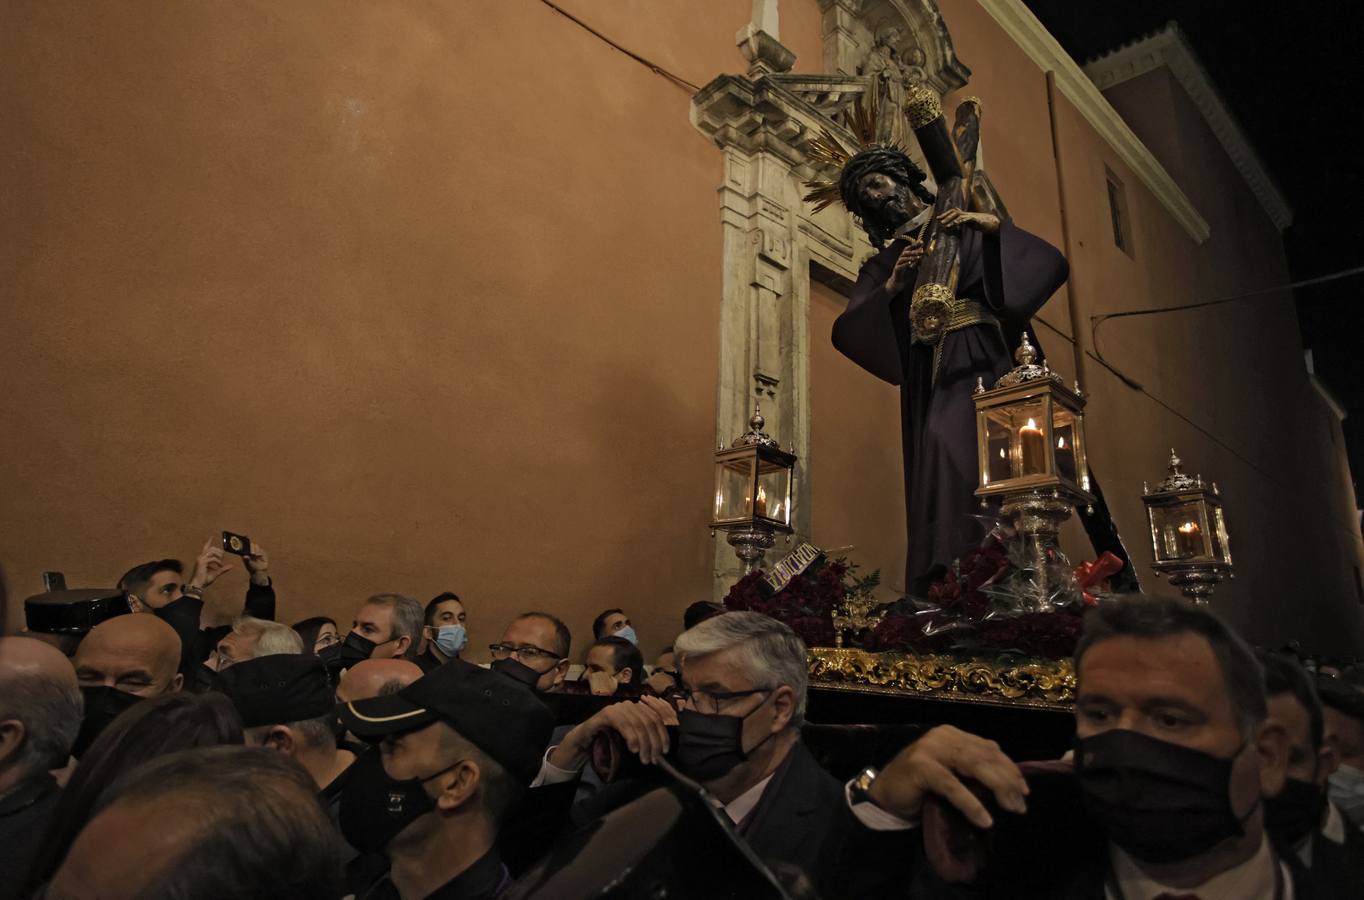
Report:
909,282,954,345
903,84,943,129
808,647,1075,708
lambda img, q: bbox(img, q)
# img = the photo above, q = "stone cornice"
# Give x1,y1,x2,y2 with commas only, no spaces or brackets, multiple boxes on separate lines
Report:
1084,23,1292,232
975,0,1211,245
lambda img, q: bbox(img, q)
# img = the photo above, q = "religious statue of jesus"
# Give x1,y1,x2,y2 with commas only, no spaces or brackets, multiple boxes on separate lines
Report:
828,145,1069,591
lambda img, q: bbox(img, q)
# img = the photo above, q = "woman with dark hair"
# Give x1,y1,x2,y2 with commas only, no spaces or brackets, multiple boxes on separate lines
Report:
292,615,339,655
22,691,244,892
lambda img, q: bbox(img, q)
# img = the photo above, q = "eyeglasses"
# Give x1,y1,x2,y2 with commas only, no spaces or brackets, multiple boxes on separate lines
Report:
488,642,560,662
672,686,771,715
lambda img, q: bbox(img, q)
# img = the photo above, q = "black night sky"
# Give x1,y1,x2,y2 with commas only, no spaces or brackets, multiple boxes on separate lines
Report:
1023,1,1364,502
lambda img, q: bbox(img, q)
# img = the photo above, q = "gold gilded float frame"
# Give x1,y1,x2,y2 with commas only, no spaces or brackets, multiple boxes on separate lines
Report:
808,647,1075,710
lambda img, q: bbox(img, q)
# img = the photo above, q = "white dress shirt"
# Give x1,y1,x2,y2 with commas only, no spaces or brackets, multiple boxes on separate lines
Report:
1105,834,1292,900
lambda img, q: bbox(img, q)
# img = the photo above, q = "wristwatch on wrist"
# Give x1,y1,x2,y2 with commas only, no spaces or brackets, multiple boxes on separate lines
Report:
849,766,881,807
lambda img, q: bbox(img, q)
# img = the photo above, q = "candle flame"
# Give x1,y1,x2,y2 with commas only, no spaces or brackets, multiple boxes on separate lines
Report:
998,448,1006,459
1021,418,1041,432
1178,521,1200,534
1057,436,1067,449
757,484,767,503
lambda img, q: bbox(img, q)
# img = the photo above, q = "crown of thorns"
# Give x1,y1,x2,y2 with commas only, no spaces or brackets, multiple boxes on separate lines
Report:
803,93,933,220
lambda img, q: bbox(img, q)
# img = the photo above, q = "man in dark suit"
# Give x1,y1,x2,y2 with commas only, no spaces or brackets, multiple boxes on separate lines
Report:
902,595,1306,899
537,611,1027,899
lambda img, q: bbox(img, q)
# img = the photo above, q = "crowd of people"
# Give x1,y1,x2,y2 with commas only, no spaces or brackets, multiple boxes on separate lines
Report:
2,536,1362,899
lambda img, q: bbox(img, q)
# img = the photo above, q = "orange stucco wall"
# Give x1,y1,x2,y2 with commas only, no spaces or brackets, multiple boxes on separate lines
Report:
3,0,1360,657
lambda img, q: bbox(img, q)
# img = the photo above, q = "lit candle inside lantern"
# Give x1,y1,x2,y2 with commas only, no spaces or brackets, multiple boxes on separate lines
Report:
755,484,768,517
1177,520,1202,558
1019,418,1045,476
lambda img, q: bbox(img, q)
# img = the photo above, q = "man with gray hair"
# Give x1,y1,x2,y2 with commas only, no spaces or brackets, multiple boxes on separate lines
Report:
0,637,84,898
338,593,425,666
204,615,303,672
541,611,1026,896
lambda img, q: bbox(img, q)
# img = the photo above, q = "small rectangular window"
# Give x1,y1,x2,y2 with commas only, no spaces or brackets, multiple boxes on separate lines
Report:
1105,168,1132,257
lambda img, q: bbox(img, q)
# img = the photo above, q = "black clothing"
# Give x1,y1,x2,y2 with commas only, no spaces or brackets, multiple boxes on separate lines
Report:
359,848,509,900
574,739,911,899
0,772,60,900
159,579,276,674
1302,808,1364,900
320,757,360,861
415,649,445,674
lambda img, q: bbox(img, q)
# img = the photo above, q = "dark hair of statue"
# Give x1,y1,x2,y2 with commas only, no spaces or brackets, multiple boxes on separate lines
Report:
23,692,245,893
837,147,936,247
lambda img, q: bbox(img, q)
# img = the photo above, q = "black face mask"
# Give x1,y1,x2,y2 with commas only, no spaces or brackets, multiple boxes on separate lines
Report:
490,658,544,691
1075,729,1254,864
339,632,379,667
338,748,457,855
73,686,144,759
672,697,774,783
1265,777,1325,850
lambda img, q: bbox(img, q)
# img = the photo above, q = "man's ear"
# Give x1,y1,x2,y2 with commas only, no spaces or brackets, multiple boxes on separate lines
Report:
616,667,633,685
266,726,297,756
1254,719,1289,797
435,759,481,813
392,636,411,659
552,659,570,685
0,719,26,768
170,672,185,693
769,685,796,733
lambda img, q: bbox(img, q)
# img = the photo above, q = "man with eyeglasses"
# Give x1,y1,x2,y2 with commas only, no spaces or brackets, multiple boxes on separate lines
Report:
533,611,1026,897
488,612,571,693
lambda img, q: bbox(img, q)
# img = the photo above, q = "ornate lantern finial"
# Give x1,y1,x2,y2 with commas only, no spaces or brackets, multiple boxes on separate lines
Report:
1015,333,1037,367
734,401,778,448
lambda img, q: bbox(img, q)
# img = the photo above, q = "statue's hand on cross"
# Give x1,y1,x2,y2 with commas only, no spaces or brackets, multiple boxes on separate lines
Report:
938,208,1001,235
884,237,926,295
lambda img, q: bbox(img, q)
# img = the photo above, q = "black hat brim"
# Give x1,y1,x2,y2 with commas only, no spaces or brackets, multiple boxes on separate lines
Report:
337,693,439,740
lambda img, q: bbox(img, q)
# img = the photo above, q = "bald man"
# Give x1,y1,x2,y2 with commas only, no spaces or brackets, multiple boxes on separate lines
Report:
0,637,83,898
334,658,422,705
70,615,183,758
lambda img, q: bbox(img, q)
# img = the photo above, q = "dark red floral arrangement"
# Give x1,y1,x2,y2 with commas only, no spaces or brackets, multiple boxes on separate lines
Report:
724,534,1123,661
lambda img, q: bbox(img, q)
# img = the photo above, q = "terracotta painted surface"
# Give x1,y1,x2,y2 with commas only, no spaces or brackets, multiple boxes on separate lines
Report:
808,280,908,590
3,0,1360,656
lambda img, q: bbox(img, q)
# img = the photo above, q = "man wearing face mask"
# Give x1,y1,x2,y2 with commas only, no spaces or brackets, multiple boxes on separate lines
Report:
488,612,572,693
333,594,426,670
336,659,555,900
416,592,469,673
537,612,1026,898
907,595,1299,899
591,608,639,647
118,539,278,676
1318,677,1364,831
69,614,183,757
1260,653,1363,898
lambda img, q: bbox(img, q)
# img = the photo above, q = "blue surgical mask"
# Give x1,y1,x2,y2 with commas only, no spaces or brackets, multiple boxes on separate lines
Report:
434,624,467,657
1328,763,1364,826
615,625,639,646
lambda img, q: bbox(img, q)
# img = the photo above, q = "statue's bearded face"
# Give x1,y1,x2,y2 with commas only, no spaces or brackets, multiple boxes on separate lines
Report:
856,171,922,235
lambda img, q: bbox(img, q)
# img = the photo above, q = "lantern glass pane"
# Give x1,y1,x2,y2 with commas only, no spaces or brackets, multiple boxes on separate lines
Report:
714,458,755,520
1152,501,1208,561
984,399,1049,481
1210,505,1231,564
755,460,792,526
1051,406,1078,484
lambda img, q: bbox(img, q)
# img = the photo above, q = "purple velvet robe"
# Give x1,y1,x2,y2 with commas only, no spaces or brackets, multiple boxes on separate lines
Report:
832,221,1069,589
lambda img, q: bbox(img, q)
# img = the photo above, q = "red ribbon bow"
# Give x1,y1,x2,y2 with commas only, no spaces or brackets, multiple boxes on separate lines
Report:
1073,552,1124,607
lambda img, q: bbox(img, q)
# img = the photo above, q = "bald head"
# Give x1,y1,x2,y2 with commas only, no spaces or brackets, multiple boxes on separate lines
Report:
0,637,83,787
335,659,422,704
74,614,183,696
